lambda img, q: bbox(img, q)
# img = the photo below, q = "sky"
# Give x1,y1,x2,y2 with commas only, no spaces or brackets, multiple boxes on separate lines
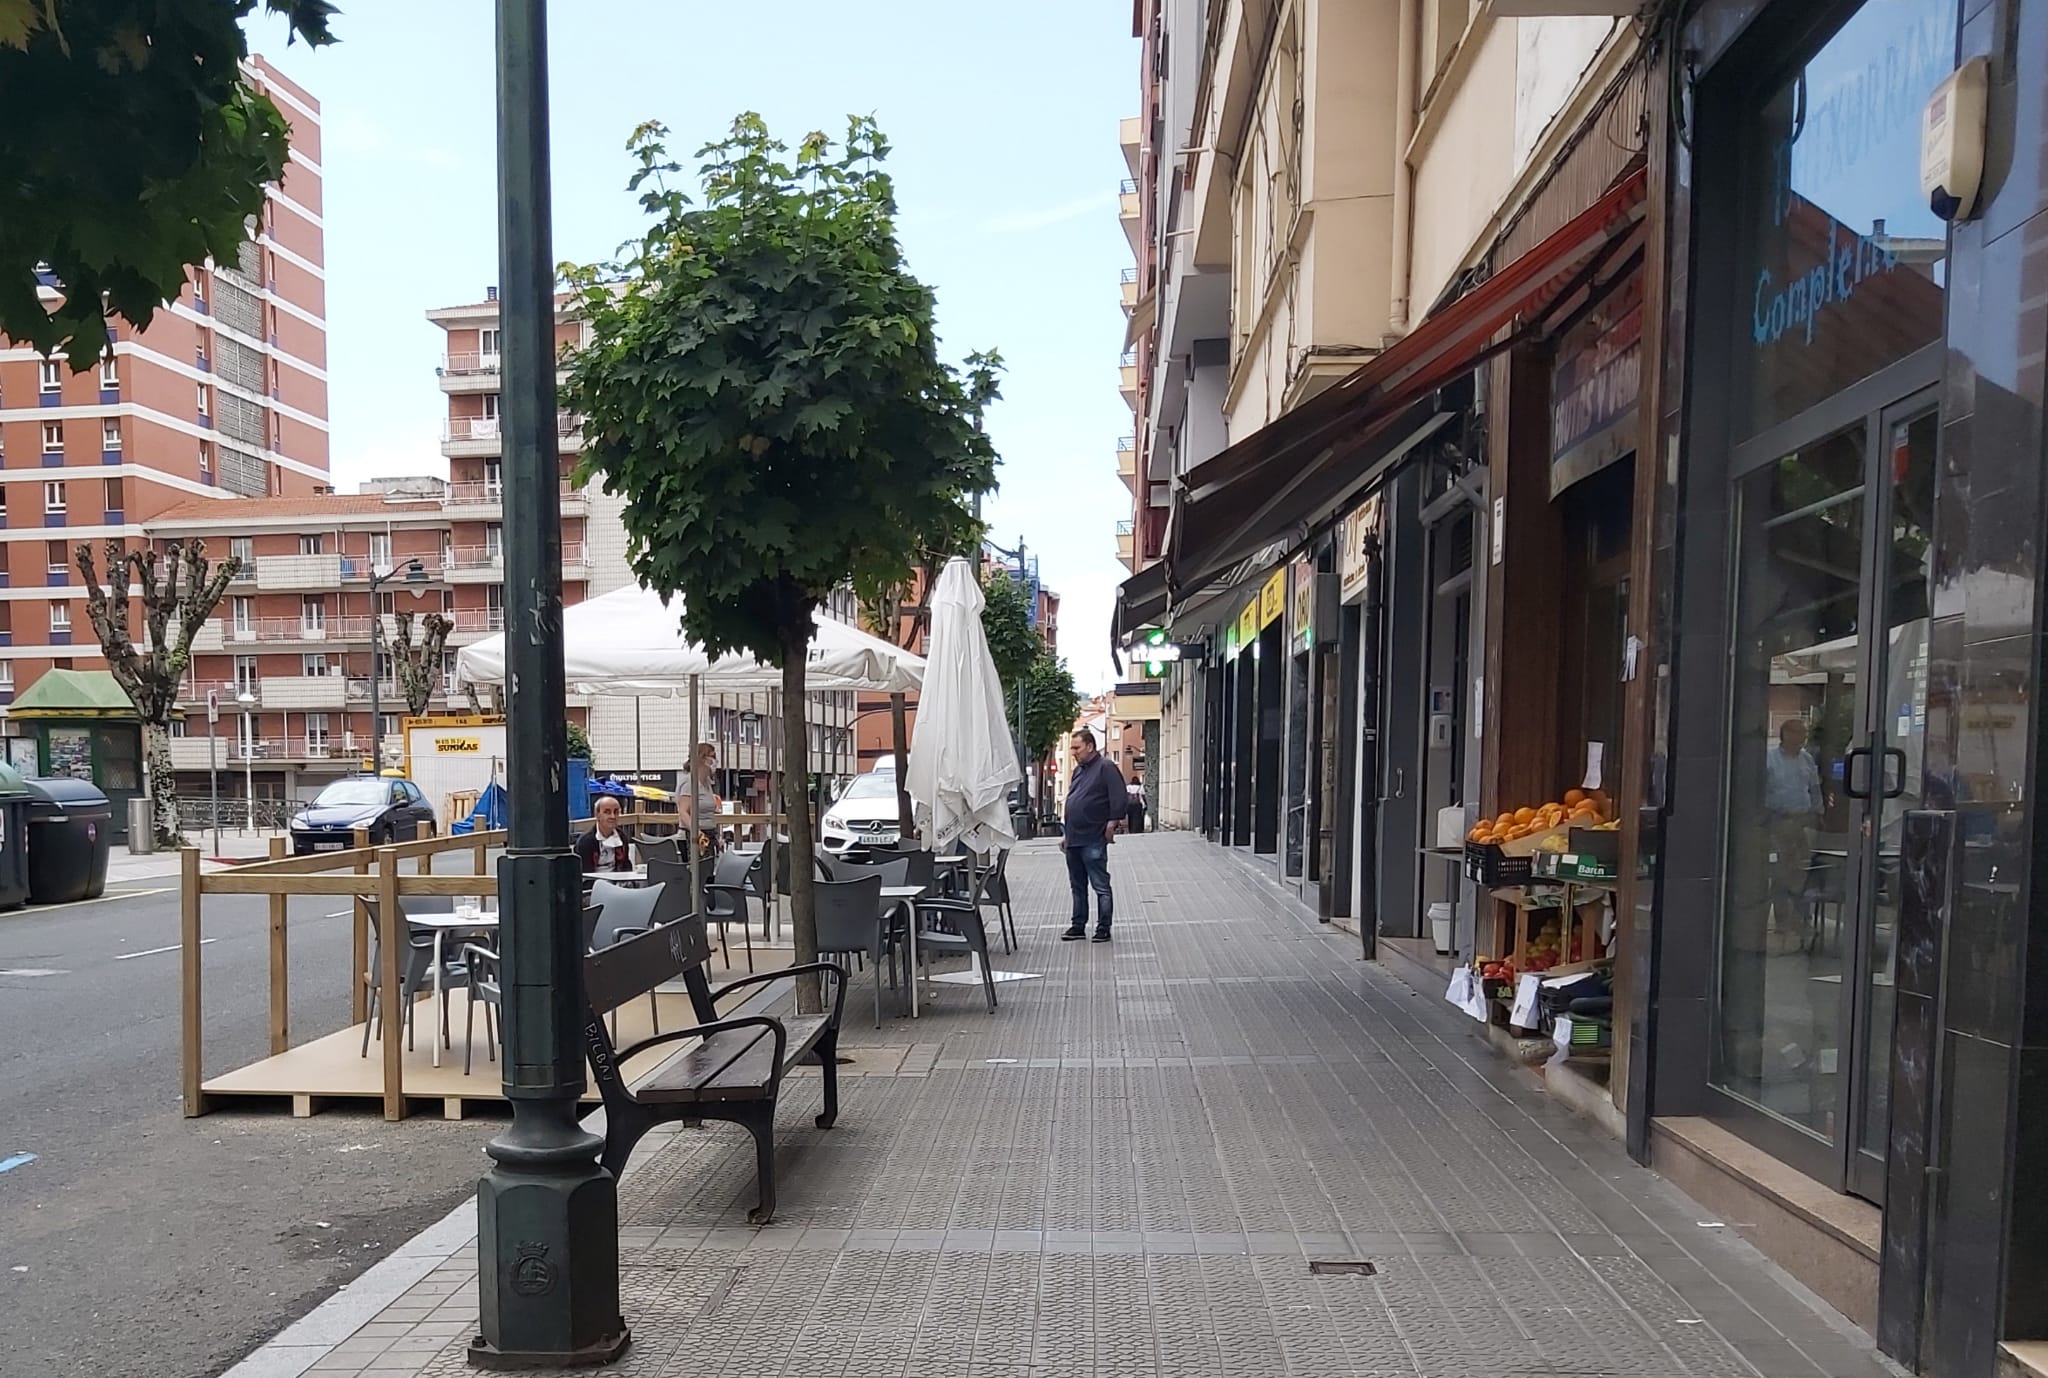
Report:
239,0,1138,691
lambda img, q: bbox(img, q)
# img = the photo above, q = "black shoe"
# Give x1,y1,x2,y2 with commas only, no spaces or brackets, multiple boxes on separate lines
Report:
1092,929,1112,943
1061,926,1088,941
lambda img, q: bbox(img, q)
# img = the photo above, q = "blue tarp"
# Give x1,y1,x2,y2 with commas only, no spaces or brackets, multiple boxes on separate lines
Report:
449,781,508,835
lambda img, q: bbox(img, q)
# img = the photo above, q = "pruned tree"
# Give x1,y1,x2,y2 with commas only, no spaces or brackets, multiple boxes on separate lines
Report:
388,609,453,716
1018,654,1083,821
1,0,337,366
565,114,997,1008
76,538,239,848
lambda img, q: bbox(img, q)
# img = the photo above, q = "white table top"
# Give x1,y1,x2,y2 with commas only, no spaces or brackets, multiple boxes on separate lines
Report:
409,911,498,930
880,885,928,900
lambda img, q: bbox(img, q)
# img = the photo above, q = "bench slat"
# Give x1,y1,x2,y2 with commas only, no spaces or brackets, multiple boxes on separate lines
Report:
635,1028,769,1103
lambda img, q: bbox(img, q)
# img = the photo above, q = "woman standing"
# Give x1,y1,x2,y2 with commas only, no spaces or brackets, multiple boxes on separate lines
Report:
683,742,722,857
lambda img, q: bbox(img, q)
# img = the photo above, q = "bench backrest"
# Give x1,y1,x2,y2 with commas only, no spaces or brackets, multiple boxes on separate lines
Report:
580,918,723,1104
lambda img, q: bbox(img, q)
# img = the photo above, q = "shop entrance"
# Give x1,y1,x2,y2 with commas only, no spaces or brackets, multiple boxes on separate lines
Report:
1714,386,1935,1200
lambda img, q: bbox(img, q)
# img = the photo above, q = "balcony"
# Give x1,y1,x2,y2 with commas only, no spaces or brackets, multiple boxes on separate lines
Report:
255,553,343,592
190,620,225,652
445,607,505,646
1120,115,1142,177
256,675,374,711
438,351,500,395
167,736,355,769
1116,435,1137,482
1119,347,1140,407
224,614,376,645
1119,178,1141,252
339,555,445,583
1121,267,1139,312
443,479,587,519
446,543,587,583
442,413,582,458
1115,519,1135,568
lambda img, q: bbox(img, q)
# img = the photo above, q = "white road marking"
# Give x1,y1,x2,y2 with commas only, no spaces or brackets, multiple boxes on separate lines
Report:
0,968,65,977
113,939,215,961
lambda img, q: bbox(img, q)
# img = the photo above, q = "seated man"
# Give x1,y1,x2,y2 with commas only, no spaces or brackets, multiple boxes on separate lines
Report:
575,794,636,873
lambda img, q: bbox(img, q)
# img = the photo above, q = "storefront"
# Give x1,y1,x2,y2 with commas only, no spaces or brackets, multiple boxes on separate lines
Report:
1639,0,2048,1368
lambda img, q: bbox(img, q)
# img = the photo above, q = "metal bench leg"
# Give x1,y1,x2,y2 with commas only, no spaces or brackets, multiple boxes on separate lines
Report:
816,1029,841,1129
464,993,478,1077
739,1103,778,1225
599,1105,651,1181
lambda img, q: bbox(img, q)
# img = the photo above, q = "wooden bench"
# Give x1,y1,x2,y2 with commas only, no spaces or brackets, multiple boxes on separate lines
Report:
581,917,846,1224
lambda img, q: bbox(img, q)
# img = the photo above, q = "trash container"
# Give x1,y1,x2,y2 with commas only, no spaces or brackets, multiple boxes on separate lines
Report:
0,765,34,910
24,777,113,904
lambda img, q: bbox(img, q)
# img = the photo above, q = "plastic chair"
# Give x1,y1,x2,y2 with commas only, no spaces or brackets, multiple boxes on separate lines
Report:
811,874,897,1027
912,895,998,1013
460,941,500,1077
588,879,666,1035
975,849,1018,952
359,898,469,1057
637,835,682,866
692,850,758,972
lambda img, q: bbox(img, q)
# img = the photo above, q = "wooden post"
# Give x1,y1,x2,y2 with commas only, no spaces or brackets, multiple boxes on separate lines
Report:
377,847,406,1121
351,829,371,1025
180,848,208,1117
267,836,289,1056
473,834,486,878
419,820,433,873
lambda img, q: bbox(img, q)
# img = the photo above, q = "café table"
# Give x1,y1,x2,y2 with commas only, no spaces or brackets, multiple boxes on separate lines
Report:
408,904,499,1068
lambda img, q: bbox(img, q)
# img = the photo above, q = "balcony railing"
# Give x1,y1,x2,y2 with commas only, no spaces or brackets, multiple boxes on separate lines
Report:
225,615,375,643
444,479,586,507
447,543,585,572
1120,267,1138,284
444,414,582,444
338,555,444,581
442,352,501,374
1119,178,1139,196
452,608,506,634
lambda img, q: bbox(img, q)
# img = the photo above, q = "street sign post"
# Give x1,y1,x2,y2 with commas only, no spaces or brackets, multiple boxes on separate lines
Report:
207,690,220,856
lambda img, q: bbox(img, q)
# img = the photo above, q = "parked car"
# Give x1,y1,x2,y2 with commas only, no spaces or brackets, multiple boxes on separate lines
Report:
290,775,436,854
820,763,903,855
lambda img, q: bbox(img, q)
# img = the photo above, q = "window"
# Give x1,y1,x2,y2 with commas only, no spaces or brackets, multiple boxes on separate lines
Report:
299,533,323,555
479,327,501,360
379,713,400,742
483,459,503,497
48,601,69,632
305,712,330,752
101,418,121,450
300,595,325,634
45,541,65,576
485,584,505,631
232,596,253,635
301,653,329,677
198,442,212,475
271,411,282,446
0,663,14,691
170,715,188,738
440,531,454,568
39,357,61,392
230,537,252,566
233,655,258,694
41,421,62,453
484,524,503,560
369,533,392,569
481,393,501,421
98,355,117,389
43,481,64,514
102,478,122,515
195,384,209,416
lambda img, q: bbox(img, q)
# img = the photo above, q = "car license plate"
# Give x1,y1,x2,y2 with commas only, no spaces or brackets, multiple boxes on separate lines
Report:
311,839,346,851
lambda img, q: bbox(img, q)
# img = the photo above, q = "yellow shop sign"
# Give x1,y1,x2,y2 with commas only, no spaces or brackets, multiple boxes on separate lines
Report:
1259,570,1286,629
434,736,482,753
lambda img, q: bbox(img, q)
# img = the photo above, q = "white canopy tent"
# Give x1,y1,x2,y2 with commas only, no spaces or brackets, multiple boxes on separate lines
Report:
453,583,924,696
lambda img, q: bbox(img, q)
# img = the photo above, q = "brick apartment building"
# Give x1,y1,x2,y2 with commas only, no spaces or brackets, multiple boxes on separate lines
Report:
0,57,328,712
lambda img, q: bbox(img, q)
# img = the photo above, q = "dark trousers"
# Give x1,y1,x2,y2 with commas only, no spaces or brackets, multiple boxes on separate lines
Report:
1065,839,1113,931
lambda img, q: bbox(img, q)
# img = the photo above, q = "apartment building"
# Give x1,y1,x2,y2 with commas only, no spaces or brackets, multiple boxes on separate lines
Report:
0,57,328,710
146,492,459,797
425,291,854,801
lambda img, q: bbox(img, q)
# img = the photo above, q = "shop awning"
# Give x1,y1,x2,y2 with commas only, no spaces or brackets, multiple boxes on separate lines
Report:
1166,166,1647,591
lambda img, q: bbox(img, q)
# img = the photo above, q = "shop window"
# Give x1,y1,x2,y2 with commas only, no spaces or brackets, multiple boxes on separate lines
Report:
1730,0,1952,438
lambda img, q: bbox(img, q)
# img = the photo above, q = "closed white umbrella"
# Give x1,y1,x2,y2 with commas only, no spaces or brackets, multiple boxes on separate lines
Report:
454,583,923,695
907,558,1022,853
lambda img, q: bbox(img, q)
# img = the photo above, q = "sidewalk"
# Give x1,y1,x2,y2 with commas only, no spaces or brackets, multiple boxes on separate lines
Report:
104,829,294,887
231,832,1897,1378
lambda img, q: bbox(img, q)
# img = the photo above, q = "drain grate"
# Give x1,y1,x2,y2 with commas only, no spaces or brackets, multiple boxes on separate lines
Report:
1307,1259,1378,1277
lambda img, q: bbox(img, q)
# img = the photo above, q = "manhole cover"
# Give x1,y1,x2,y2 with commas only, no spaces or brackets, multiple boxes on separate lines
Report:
1307,1259,1378,1276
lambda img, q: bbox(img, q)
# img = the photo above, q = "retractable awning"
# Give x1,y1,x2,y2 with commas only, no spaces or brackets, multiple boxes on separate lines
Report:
1162,167,1647,593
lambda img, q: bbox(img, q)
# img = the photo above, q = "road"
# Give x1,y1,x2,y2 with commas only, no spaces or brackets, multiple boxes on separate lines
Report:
0,877,494,1378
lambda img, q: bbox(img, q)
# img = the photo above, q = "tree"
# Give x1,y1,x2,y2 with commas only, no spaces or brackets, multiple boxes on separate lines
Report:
1,0,336,367
980,566,1039,691
1016,653,1082,821
387,609,453,717
564,722,592,762
76,539,239,848
564,115,997,1004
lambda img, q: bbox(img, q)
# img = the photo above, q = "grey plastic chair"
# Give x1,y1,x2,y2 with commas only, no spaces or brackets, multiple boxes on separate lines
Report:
359,898,470,1057
913,894,998,1013
636,835,682,866
811,874,896,1027
691,850,757,972
588,879,667,1035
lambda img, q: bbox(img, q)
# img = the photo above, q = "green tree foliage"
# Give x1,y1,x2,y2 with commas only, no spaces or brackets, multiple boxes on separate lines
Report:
564,721,593,762
979,567,1039,692
563,115,997,991
0,0,336,366
1018,654,1083,810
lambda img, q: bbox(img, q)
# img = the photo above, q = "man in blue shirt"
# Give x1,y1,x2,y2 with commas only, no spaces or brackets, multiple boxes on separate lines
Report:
1062,727,1124,942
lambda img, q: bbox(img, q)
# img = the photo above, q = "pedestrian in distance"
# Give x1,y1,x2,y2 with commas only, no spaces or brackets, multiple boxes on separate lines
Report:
1061,727,1124,942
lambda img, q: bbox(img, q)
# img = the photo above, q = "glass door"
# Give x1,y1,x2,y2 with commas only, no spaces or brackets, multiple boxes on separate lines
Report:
1844,393,1935,1201
1712,389,1935,1197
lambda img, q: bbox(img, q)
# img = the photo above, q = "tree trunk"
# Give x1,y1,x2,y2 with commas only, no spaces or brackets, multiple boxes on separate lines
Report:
890,691,912,839
783,639,820,1014
144,719,181,849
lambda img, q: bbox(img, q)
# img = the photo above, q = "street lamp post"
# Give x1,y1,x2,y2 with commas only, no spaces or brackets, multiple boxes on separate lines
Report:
470,0,627,1366
368,558,426,776
238,691,257,833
